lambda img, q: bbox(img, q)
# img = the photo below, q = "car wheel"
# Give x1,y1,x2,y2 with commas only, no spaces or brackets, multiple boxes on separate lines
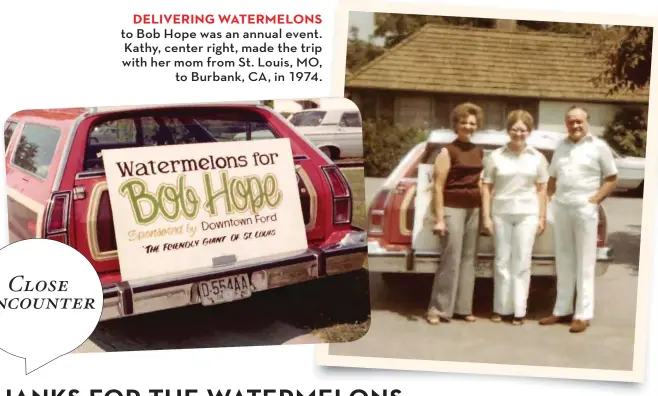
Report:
320,146,334,159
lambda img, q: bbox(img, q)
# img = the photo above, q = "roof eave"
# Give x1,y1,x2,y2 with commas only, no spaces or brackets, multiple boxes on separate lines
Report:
344,84,649,104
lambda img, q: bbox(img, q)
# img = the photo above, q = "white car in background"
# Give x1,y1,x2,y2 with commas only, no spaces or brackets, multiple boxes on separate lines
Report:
287,108,364,160
523,129,645,195
608,146,645,195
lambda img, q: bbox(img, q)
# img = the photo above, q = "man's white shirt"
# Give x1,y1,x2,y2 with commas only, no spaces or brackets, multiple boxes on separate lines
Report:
548,134,618,206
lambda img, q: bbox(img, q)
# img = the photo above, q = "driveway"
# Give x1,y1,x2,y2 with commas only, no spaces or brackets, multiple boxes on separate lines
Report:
328,185,642,371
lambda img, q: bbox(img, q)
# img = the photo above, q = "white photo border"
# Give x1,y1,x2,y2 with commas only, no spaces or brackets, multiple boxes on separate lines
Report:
320,0,658,383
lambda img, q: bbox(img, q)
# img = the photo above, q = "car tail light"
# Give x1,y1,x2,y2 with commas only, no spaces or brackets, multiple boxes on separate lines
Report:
597,207,607,248
97,190,118,252
44,192,71,244
322,166,352,225
368,188,391,235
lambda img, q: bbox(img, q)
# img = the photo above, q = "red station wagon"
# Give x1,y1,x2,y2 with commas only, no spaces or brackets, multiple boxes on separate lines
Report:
366,129,614,279
3,104,367,321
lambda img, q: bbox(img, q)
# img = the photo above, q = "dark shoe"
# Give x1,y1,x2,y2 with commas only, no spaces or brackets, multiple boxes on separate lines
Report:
569,319,590,333
454,314,476,322
539,314,572,325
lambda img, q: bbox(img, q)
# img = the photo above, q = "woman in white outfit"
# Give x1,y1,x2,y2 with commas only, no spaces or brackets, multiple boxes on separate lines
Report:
481,110,549,325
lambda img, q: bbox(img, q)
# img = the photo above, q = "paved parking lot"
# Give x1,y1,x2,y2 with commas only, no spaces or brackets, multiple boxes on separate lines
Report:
75,269,370,353
327,181,643,370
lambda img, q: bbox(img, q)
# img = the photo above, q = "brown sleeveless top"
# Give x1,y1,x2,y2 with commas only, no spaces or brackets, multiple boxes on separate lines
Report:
443,139,483,209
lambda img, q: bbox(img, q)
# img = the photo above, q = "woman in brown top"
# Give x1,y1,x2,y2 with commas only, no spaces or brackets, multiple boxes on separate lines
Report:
426,102,484,325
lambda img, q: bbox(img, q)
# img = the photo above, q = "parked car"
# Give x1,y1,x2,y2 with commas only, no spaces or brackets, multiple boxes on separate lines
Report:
288,108,363,160
4,104,367,321
605,146,645,195
366,129,615,279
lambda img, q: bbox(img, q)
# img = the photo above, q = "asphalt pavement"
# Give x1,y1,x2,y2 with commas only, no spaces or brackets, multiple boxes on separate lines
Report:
327,179,643,371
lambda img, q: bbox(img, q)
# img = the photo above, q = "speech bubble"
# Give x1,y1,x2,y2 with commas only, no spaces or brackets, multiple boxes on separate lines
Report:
0,238,103,374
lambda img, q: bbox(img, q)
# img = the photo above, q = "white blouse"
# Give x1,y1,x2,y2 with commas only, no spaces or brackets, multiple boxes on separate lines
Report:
482,145,550,215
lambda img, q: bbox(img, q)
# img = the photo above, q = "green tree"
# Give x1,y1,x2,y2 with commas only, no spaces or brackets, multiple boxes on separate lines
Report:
363,119,427,177
603,107,647,157
591,26,653,94
346,26,385,73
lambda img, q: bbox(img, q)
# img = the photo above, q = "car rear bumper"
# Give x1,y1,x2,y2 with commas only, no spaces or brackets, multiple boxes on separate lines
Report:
366,241,614,278
100,227,367,321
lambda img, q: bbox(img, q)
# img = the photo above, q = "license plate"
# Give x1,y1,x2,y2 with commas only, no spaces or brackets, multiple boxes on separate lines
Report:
198,273,252,306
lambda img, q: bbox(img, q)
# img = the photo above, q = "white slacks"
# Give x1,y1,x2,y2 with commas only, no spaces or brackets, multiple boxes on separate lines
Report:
552,201,598,320
492,213,538,318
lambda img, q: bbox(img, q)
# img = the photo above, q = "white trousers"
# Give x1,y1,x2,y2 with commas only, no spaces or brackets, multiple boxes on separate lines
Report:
492,213,538,317
552,201,598,320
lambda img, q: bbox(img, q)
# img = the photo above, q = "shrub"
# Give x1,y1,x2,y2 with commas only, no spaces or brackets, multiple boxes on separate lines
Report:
363,119,428,177
603,107,648,157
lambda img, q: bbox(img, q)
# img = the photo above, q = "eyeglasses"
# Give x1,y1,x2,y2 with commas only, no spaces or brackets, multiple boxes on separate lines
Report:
509,128,529,133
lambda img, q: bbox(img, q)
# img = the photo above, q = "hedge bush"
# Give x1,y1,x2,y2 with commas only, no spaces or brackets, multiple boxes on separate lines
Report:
603,107,648,157
363,119,428,177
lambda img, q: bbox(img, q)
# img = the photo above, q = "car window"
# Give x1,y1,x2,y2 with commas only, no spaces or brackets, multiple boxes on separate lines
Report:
4,121,18,153
199,120,278,142
11,123,61,179
339,112,362,128
289,111,326,127
89,119,136,145
84,112,280,171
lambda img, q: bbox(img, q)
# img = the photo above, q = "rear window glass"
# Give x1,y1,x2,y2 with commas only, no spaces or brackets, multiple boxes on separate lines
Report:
4,121,17,153
84,111,280,171
200,120,277,142
339,112,362,128
12,123,61,179
289,111,326,127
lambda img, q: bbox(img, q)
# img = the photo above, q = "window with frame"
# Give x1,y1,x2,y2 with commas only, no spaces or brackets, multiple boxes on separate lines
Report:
4,121,17,153
339,111,362,128
84,112,279,171
199,119,278,142
289,111,327,127
12,123,61,179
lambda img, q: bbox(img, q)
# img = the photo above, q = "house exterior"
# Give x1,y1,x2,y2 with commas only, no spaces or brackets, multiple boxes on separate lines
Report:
344,22,650,136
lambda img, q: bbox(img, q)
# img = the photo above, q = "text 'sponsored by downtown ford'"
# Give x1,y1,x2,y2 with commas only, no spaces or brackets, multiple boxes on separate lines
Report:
102,138,307,282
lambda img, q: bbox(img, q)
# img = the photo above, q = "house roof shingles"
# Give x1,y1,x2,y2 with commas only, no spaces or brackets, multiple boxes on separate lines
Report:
346,24,650,103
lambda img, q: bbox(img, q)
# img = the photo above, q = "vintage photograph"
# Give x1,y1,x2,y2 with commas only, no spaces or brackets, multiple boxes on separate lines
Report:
319,3,655,381
3,98,371,351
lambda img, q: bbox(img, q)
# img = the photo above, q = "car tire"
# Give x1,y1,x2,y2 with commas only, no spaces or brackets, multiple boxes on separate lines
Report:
634,181,644,197
320,146,333,159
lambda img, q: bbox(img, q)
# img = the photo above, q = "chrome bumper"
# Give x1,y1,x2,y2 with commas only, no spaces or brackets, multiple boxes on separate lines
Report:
100,228,367,321
366,241,614,278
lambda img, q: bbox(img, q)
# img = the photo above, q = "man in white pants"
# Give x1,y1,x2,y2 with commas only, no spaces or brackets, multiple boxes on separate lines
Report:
539,106,618,333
